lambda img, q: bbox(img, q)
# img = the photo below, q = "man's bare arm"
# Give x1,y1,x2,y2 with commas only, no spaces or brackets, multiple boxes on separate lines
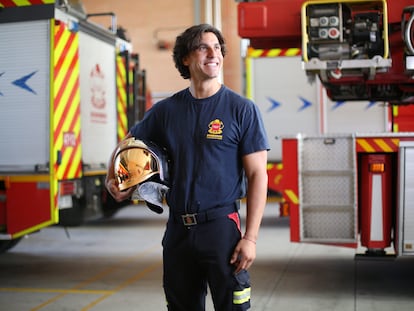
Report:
230,149,268,273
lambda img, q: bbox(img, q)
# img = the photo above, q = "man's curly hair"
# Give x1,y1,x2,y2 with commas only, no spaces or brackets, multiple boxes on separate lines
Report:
172,24,227,79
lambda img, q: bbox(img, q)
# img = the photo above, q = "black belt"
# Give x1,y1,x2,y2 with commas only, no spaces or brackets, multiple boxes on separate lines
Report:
171,203,239,226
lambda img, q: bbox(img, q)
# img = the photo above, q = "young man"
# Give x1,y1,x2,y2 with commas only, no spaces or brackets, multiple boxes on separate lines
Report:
106,24,269,311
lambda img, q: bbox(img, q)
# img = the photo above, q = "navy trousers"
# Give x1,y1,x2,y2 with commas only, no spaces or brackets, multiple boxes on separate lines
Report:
162,211,251,311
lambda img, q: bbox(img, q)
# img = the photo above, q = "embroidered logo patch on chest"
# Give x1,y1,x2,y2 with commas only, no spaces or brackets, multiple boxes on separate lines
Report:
206,119,224,140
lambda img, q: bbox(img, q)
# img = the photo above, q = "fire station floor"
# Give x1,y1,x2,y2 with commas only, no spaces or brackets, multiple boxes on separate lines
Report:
1,200,414,311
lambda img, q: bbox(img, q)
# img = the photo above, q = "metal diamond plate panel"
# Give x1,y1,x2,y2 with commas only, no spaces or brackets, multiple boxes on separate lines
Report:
302,207,356,240
299,135,357,242
302,174,353,206
301,136,354,171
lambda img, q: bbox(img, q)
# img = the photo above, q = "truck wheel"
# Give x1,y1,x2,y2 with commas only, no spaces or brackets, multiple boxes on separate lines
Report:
0,238,22,254
102,189,130,218
58,196,85,227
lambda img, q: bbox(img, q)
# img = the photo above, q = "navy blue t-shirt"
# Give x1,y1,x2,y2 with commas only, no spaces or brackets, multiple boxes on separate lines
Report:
130,85,269,214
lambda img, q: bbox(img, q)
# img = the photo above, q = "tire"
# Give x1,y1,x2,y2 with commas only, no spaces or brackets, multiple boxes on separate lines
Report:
0,238,22,254
58,196,85,227
101,189,130,219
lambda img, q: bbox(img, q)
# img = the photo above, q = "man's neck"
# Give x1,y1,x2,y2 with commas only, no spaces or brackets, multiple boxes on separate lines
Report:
189,80,221,99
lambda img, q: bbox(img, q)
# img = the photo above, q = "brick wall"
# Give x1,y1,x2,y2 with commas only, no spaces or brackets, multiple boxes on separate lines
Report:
81,0,242,99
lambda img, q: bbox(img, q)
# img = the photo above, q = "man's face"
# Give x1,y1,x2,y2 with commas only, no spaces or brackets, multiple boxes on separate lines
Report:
183,32,223,81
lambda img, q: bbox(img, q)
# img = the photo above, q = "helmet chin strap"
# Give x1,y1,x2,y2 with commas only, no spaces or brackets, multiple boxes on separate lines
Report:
132,181,169,214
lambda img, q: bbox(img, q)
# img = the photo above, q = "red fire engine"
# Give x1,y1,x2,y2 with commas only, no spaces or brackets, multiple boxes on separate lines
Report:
237,0,414,257
0,0,147,252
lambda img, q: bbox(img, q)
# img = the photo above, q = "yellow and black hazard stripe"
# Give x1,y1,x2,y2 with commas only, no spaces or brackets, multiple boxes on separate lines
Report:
0,0,55,22
52,21,82,208
356,137,400,153
247,47,301,58
116,53,128,142
0,0,54,7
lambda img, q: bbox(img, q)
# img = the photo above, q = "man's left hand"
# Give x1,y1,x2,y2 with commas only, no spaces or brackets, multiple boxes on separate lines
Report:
230,238,256,274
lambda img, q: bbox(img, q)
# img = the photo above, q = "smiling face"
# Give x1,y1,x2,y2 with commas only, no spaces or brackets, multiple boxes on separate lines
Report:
183,32,223,83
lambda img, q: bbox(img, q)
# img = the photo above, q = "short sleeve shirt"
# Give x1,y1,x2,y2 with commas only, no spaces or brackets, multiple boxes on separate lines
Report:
130,85,269,214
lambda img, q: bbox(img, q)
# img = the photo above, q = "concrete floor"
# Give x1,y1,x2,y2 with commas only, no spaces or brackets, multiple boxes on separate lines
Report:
0,201,414,311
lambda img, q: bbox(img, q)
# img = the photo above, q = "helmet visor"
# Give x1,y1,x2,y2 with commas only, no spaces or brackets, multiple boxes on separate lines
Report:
114,146,160,191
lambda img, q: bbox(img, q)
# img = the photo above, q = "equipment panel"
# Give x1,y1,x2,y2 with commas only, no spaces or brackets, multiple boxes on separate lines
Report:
0,20,51,172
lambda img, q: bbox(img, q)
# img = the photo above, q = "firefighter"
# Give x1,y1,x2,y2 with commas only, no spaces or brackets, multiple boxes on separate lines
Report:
106,24,269,311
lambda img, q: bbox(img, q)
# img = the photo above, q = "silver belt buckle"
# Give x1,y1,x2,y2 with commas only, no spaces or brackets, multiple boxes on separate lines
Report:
182,214,197,226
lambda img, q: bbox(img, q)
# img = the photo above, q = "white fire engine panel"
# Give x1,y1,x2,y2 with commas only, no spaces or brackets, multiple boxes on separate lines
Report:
0,20,51,171
78,31,117,168
398,142,414,255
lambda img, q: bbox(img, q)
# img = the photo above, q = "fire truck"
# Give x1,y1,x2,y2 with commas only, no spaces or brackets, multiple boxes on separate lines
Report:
237,0,414,257
0,0,147,252
245,47,389,198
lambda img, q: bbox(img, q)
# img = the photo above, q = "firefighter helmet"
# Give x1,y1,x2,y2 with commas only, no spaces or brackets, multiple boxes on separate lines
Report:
114,137,169,191
113,137,169,213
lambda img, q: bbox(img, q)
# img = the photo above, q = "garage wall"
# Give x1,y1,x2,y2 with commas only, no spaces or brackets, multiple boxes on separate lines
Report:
80,0,242,100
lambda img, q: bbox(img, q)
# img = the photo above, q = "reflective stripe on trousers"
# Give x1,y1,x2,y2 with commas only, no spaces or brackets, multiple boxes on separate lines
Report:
233,286,251,305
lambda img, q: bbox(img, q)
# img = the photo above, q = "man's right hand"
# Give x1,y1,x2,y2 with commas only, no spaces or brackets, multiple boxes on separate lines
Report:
106,178,136,202
105,133,135,202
